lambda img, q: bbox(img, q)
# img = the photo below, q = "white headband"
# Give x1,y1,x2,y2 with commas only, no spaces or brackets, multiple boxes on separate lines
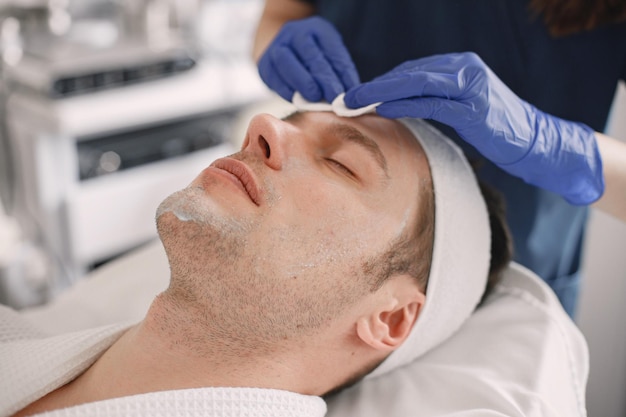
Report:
292,94,491,378
367,118,490,378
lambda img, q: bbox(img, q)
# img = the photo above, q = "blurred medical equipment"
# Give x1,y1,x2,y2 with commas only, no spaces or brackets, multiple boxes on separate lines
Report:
0,0,270,308
0,0,201,97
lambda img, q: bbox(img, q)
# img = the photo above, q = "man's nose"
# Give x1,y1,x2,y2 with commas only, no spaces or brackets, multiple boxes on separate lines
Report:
243,113,296,170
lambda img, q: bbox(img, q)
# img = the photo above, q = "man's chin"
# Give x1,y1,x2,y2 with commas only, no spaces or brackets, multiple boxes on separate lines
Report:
156,188,205,224
155,187,253,247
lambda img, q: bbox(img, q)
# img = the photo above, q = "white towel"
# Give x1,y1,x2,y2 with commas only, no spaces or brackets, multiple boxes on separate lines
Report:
0,305,326,417
0,305,132,417
22,388,326,417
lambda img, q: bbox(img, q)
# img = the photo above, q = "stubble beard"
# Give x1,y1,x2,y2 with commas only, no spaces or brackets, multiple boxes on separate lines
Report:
152,180,369,357
155,184,253,287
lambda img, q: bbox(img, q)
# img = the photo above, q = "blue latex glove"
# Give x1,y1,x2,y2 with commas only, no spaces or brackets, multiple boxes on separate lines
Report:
344,52,604,205
258,16,360,103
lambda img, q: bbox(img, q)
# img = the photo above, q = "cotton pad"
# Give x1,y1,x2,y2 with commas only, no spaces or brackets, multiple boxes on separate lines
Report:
292,92,381,117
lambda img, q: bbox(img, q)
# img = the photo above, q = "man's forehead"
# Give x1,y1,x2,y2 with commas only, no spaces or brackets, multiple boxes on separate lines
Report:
282,111,418,148
284,111,426,164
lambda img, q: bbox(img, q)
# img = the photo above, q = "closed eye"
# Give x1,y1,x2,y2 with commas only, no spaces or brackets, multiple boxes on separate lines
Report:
327,158,356,177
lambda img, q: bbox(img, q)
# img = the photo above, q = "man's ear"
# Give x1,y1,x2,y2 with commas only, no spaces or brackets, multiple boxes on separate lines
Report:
355,275,425,352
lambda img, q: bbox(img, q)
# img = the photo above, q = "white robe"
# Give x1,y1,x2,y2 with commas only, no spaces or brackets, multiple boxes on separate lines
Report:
0,306,326,417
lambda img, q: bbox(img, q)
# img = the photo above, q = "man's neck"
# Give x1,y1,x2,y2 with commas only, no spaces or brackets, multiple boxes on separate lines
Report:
15,289,379,417
60,292,344,404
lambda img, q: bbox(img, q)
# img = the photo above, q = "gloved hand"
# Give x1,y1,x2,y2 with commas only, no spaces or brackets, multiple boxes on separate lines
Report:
345,52,604,205
258,16,360,103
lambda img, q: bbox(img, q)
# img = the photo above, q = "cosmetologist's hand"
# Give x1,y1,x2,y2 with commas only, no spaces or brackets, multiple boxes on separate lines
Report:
258,16,360,103
345,52,604,205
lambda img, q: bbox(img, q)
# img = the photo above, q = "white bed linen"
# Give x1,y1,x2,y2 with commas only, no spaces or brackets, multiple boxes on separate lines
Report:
17,240,588,416
326,262,588,417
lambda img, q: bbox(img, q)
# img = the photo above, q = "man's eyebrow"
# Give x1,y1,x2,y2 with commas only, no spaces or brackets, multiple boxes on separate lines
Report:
282,111,389,178
282,111,304,123
325,123,389,178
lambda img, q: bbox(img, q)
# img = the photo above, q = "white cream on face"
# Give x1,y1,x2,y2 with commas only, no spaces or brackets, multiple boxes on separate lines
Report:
156,186,252,234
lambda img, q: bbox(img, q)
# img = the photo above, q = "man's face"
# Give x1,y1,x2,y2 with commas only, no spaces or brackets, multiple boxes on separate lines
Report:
156,112,430,345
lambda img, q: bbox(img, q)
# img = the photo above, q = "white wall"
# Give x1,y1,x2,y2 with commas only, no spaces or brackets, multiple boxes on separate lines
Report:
578,81,626,417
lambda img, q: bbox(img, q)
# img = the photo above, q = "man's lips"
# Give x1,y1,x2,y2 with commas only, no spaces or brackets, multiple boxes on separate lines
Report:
209,158,262,205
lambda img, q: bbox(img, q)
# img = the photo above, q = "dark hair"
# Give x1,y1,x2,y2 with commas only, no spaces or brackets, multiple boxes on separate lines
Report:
529,0,626,36
362,177,511,304
477,182,513,305
361,176,435,293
